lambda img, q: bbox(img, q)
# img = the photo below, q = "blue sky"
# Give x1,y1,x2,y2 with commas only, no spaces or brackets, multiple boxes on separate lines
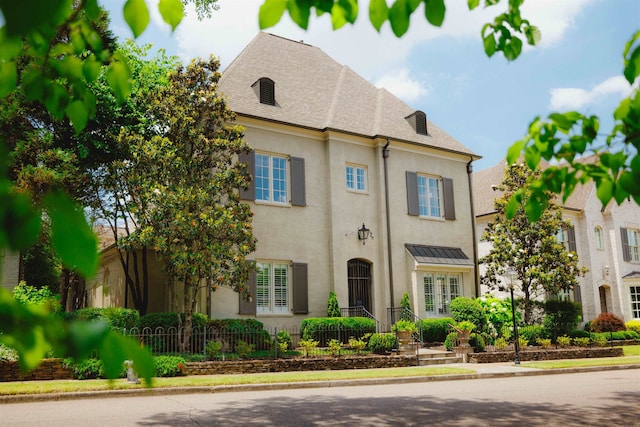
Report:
104,0,639,171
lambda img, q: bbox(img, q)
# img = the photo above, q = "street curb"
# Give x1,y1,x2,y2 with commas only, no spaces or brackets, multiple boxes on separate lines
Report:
1,364,639,404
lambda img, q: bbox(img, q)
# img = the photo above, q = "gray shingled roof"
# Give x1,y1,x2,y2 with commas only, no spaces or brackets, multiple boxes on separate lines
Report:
219,33,477,157
405,244,474,266
623,271,640,279
473,157,596,217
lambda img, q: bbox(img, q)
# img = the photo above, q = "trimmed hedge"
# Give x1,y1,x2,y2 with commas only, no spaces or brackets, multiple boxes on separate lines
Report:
301,317,376,346
368,333,396,354
417,317,455,343
71,307,140,330
450,297,486,331
138,312,208,331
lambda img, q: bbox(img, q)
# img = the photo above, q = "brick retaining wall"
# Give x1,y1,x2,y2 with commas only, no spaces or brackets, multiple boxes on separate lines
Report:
468,347,623,363
185,354,418,375
0,359,73,382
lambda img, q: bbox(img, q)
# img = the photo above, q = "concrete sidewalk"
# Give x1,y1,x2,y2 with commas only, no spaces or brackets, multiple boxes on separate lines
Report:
2,361,639,404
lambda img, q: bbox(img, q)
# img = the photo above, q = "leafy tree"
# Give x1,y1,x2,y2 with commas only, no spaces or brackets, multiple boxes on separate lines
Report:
120,57,255,350
327,291,340,317
21,230,62,295
479,163,587,324
258,0,640,220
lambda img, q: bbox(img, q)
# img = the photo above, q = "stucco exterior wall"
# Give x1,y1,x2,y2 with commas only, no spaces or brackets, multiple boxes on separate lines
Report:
0,250,20,292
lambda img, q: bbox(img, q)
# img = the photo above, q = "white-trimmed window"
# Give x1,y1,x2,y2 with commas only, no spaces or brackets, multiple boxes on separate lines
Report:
256,261,290,314
630,285,640,319
255,153,288,204
423,272,461,316
556,228,568,248
595,226,604,250
346,164,367,192
418,175,442,218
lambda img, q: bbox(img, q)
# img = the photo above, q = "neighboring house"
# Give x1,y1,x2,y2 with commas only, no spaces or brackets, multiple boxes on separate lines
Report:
0,250,20,292
88,32,481,329
474,158,640,323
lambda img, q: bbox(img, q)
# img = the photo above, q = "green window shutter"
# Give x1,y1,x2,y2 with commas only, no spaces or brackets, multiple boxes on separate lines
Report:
567,226,577,253
291,157,306,206
621,228,630,262
239,265,256,315
239,150,255,201
442,177,455,220
292,262,308,314
406,171,419,216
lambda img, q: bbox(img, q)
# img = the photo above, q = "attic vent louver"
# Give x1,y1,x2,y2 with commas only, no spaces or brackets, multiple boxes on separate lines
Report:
252,77,275,106
405,111,427,135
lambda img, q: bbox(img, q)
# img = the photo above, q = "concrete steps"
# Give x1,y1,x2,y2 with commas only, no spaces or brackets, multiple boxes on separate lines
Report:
416,348,463,365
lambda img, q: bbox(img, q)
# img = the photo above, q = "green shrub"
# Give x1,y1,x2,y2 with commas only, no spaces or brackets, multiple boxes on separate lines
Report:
327,291,340,317
450,297,486,331
12,281,61,312
477,296,512,335
573,337,590,347
153,355,187,377
300,317,376,345
0,344,18,362
543,299,581,339
470,332,485,351
276,330,292,351
417,317,455,343
592,334,607,346
400,292,412,320
207,318,272,351
518,336,528,349
63,358,127,380
367,333,396,354
391,319,418,333
536,338,552,348
235,340,255,358
206,341,223,360
298,338,319,357
518,325,547,345
589,312,626,332
626,320,640,334
327,339,342,356
608,330,640,340
348,336,368,354
494,337,508,350
138,312,208,330
71,307,140,330
557,335,572,347
444,332,458,351
569,329,591,338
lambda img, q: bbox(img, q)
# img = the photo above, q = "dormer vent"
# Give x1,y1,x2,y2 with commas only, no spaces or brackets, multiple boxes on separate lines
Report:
405,111,427,135
252,77,275,106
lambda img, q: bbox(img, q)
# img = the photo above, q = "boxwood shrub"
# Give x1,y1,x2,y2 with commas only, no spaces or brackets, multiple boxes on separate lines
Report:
301,317,376,346
206,318,272,351
417,317,455,343
71,307,140,330
138,312,208,331
368,333,396,354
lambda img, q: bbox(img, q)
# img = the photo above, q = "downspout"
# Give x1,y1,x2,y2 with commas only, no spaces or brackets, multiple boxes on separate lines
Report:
383,139,394,306
467,157,480,297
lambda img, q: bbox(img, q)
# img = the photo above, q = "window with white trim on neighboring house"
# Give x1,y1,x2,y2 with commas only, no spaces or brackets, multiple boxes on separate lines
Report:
346,164,367,192
621,228,640,262
630,285,640,318
406,171,455,220
556,226,576,252
238,151,306,206
423,272,461,316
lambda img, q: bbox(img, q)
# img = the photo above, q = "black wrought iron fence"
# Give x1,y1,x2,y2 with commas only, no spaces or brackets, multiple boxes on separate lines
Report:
118,325,379,359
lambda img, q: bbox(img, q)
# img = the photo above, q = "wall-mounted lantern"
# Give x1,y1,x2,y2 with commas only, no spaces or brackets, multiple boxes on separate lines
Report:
357,223,371,245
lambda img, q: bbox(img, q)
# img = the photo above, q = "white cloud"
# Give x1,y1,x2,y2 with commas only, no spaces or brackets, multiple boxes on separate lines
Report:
374,69,430,103
520,0,592,49
549,76,634,110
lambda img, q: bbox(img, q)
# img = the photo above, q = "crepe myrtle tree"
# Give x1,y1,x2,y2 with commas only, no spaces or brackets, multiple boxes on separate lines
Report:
479,163,587,324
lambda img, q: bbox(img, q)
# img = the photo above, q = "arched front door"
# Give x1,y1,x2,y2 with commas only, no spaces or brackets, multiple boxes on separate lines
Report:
347,259,372,313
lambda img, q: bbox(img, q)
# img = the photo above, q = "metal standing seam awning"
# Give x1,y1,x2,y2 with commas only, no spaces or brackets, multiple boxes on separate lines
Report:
622,271,640,279
405,243,474,267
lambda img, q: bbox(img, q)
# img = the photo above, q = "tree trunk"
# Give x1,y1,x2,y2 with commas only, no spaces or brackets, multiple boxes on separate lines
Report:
181,276,194,353
59,268,70,312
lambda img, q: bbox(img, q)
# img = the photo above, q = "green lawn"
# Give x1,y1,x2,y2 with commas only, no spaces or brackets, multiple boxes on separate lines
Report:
523,345,640,369
0,366,473,396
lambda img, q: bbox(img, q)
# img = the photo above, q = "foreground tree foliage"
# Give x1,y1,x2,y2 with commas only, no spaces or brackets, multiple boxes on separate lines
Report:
480,163,587,324
120,57,255,351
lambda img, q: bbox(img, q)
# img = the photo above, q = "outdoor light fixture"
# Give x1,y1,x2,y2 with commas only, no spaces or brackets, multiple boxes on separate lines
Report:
506,267,520,365
357,223,371,245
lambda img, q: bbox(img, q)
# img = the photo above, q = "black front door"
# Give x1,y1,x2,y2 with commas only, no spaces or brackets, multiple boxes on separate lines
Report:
347,259,372,313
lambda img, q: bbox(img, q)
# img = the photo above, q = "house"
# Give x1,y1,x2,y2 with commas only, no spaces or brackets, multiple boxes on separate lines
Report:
87,33,481,329
473,158,640,323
